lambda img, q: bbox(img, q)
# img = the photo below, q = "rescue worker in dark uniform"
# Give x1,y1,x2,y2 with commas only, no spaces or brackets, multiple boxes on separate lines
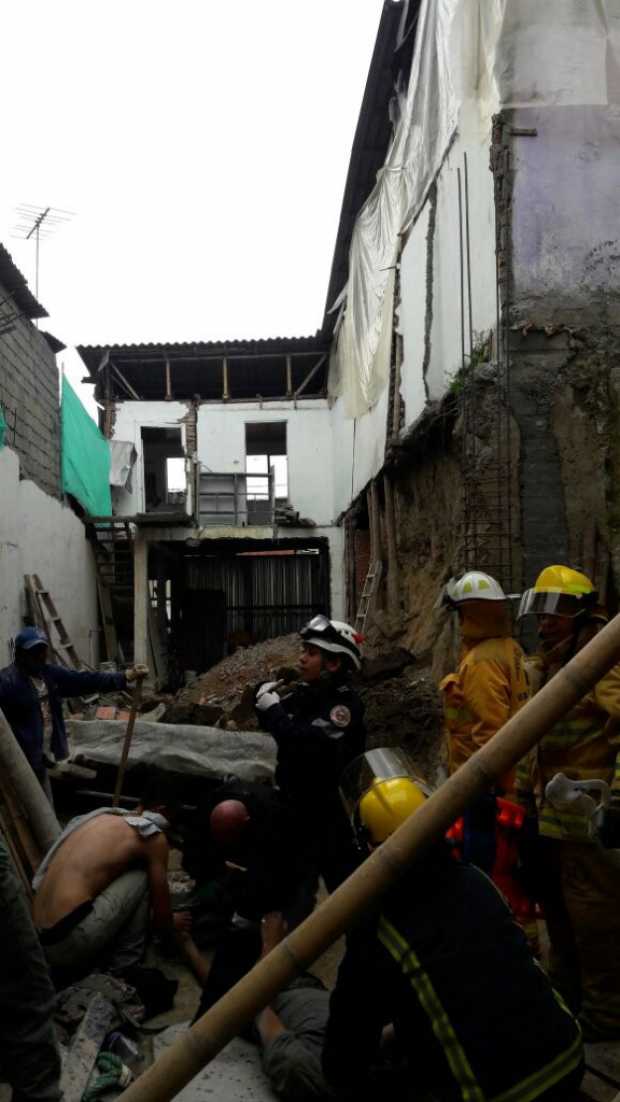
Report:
182,779,305,925
255,616,365,894
322,749,584,1102
186,779,308,1024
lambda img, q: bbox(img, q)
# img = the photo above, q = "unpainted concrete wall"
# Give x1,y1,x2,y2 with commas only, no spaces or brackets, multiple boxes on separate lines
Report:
0,288,61,498
510,104,620,326
0,446,99,667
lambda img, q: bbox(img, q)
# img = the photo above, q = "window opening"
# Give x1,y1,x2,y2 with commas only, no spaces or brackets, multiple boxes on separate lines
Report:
245,422,288,505
141,427,186,512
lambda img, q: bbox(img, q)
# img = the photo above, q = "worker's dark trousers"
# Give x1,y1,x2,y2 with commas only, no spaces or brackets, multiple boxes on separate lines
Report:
0,840,61,1102
540,838,620,1039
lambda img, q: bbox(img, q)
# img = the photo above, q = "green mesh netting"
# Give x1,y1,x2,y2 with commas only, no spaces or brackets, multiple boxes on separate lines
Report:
61,377,112,516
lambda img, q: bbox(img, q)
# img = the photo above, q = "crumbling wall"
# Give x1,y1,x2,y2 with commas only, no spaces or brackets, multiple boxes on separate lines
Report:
0,294,61,498
493,103,620,601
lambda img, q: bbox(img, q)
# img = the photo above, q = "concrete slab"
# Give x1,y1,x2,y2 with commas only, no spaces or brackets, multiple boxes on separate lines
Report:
154,1024,277,1102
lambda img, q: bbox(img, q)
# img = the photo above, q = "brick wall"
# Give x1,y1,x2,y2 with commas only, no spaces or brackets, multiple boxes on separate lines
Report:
0,283,61,498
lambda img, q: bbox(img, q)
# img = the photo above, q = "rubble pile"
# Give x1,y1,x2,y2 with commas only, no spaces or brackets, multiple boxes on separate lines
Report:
163,634,301,727
161,635,444,779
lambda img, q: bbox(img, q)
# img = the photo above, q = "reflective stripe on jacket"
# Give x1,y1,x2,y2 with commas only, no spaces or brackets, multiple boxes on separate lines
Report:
515,659,620,841
440,636,529,786
322,855,582,1102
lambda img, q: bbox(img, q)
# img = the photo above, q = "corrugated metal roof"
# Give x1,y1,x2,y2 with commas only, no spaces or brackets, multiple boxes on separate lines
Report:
40,330,66,354
77,334,327,377
0,244,48,320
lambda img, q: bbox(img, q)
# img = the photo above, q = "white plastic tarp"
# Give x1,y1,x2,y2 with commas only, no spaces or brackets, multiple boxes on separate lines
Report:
109,440,137,490
337,0,461,417
336,0,620,417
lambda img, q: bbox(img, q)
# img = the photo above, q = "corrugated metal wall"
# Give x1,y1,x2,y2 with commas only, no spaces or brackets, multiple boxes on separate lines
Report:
184,550,328,642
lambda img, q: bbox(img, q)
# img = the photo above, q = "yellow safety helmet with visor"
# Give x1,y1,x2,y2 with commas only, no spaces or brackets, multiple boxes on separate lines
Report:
518,565,597,620
340,748,431,847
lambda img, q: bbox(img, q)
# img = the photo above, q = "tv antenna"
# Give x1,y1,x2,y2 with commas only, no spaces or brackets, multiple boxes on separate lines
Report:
12,204,75,302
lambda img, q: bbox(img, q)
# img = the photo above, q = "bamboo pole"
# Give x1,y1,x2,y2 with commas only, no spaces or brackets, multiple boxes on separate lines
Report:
117,611,620,1102
0,707,60,856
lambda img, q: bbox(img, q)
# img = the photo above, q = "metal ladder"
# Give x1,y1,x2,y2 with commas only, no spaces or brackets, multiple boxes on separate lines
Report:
354,561,382,634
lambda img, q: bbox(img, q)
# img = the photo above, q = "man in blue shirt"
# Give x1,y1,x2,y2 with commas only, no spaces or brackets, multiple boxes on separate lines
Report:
0,627,146,793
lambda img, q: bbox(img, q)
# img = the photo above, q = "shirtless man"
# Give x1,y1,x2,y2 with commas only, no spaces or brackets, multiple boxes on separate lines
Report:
33,781,191,982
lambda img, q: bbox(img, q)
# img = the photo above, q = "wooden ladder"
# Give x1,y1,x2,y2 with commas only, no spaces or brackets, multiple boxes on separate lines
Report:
354,561,382,634
26,574,83,669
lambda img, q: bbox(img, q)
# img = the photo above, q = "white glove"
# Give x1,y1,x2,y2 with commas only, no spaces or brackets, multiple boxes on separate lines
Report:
255,681,281,711
256,680,279,700
126,664,149,682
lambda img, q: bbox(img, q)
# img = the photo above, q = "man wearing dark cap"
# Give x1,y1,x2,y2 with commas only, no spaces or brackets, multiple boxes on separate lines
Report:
0,627,147,796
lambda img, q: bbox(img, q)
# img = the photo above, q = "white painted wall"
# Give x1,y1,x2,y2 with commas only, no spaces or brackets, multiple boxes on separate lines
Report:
111,399,337,526
327,97,498,516
196,401,335,525
0,447,99,667
399,97,497,424
329,385,390,519
111,401,189,515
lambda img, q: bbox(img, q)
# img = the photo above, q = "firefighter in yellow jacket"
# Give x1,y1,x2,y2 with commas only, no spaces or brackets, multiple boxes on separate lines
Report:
515,564,620,1040
439,571,529,790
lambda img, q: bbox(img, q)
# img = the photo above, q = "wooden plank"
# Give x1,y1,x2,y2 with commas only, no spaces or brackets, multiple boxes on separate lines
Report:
222,357,229,401
0,785,42,875
110,362,140,400
165,357,172,401
293,352,327,398
97,578,119,663
285,355,293,397
586,1044,620,1089
60,994,116,1102
383,474,399,615
0,811,35,901
133,538,149,669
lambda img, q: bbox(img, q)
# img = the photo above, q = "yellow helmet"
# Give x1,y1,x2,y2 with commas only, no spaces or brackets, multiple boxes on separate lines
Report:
340,748,431,847
358,777,427,844
518,565,597,619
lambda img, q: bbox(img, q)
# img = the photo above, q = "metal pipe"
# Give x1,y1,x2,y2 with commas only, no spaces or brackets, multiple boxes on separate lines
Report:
463,152,474,359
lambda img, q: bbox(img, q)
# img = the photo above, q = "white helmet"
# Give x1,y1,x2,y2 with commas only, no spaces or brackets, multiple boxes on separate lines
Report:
300,615,363,670
444,571,507,607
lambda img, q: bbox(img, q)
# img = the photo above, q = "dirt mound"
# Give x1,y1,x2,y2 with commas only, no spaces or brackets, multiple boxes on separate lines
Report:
164,635,301,723
163,634,443,778
360,669,443,782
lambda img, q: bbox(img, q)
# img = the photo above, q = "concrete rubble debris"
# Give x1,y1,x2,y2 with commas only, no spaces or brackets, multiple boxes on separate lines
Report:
153,1025,276,1102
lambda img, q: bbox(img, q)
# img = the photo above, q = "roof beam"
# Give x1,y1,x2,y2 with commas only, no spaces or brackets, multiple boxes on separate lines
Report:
294,353,328,399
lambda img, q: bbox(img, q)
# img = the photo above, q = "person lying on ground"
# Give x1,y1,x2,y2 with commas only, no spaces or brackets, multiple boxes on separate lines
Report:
181,911,333,1102
32,778,192,985
0,837,61,1102
0,625,148,799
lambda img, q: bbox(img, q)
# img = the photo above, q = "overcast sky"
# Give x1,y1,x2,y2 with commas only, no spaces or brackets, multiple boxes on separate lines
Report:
0,1,385,418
